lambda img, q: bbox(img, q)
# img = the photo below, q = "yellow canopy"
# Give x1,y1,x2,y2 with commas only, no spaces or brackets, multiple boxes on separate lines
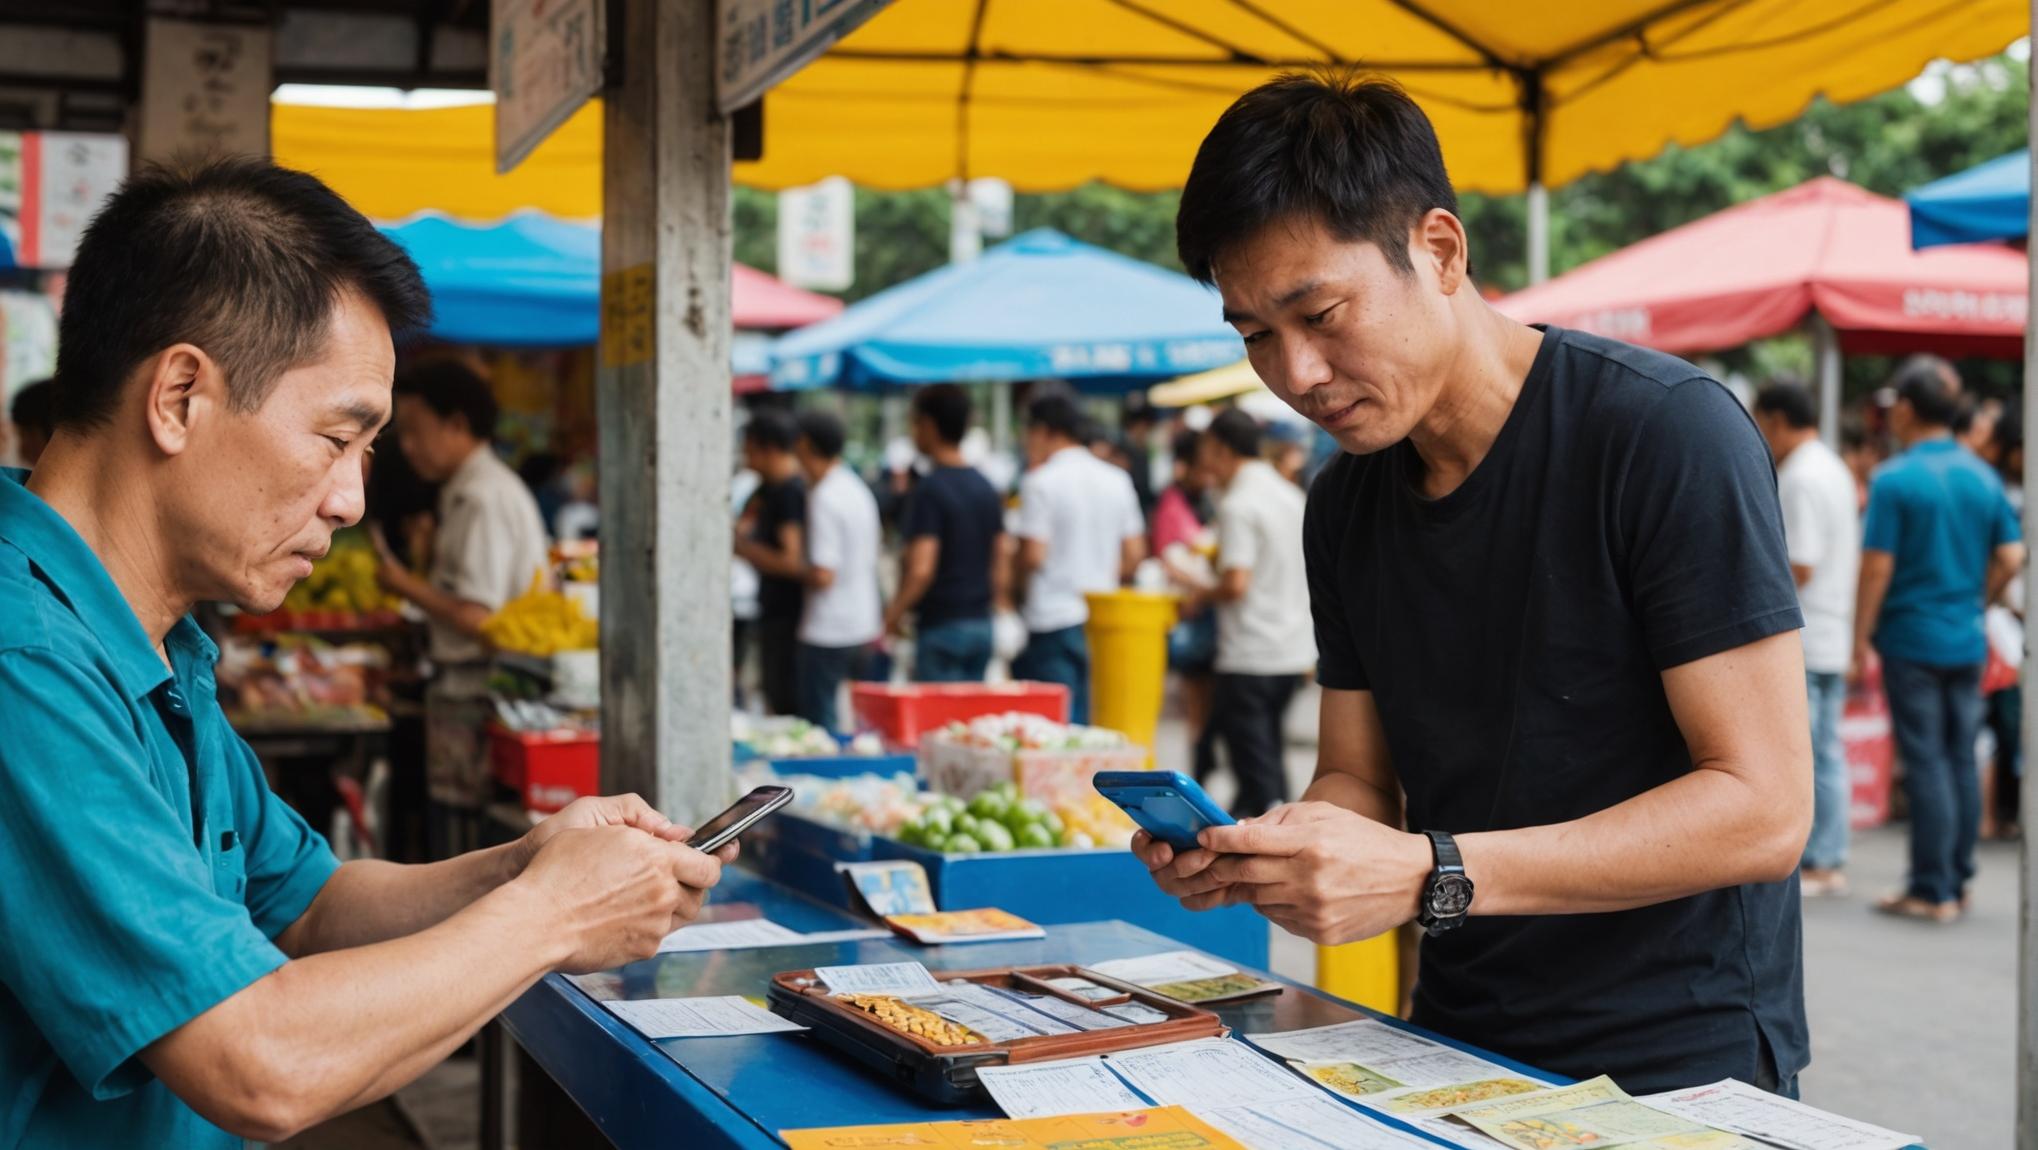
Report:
273,0,2025,217
1149,360,1265,409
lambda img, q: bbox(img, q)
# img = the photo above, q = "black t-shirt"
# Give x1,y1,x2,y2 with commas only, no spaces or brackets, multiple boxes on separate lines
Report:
1304,326,1808,1094
899,465,1005,625
750,475,807,622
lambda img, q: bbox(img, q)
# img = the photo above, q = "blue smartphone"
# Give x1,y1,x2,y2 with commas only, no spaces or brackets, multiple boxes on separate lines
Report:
1092,770,1235,852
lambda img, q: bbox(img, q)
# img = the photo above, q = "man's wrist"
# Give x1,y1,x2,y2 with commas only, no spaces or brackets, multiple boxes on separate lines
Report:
1399,830,1434,921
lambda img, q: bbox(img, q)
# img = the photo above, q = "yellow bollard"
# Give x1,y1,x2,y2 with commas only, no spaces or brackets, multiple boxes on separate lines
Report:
1083,590,1177,758
1316,932,1401,1015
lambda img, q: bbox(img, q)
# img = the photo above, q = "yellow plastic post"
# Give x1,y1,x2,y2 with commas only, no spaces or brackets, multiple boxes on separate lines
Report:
1316,933,1401,1015
1082,590,1177,758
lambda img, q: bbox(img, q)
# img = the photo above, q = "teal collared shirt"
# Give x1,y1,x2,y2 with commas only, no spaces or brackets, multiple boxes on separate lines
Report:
0,469,339,1149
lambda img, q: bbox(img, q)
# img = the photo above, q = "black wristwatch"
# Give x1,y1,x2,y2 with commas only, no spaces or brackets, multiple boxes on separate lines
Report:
1416,829,1475,936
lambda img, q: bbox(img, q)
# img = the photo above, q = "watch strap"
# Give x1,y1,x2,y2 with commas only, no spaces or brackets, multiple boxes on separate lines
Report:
1424,828,1463,873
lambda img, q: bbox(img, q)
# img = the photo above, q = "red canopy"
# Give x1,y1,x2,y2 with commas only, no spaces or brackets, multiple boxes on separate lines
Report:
1497,178,2028,359
733,263,843,330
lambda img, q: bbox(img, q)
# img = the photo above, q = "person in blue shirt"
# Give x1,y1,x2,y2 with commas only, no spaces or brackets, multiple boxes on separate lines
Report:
1853,363,2025,923
0,157,732,1149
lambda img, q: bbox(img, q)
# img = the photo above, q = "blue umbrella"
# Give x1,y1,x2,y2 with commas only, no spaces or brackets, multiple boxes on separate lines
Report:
1906,149,2029,250
381,213,600,346
769,228,1243,391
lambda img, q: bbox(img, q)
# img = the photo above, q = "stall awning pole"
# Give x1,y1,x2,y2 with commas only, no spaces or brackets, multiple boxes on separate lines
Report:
597,0,735,825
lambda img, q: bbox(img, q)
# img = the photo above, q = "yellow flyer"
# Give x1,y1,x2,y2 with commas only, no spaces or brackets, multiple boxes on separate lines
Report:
782,1105,1247,1149
1450,1076,1717,1150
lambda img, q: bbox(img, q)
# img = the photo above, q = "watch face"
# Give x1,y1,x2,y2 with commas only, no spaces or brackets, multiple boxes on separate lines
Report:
1428,874,1474,918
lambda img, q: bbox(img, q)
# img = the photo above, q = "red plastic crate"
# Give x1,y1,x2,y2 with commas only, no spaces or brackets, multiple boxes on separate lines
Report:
490,726,600,815
850,682,1069,748
1842,671,1894,830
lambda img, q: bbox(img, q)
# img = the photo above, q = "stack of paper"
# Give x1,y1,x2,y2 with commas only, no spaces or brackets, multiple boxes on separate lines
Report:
884,908,1046,944
656,918,889,953
975,1038,1436,1150
1639,1080,1921,1150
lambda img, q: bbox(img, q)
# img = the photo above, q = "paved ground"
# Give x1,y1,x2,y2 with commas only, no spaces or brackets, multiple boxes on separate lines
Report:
290,694,2020,1149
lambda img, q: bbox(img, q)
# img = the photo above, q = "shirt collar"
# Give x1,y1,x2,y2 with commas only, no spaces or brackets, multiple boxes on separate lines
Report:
0,468,206,699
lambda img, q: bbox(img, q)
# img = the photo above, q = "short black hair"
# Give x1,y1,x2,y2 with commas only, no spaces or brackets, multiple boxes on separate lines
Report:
1951,399,1986,437
54,156,430,430
1205,408,1262,459
797,409,846,460
1892,361,1959,427
1178,68,1461,284
1752,381,1818,430
1993,402,2023,457
1892,353,1958,396
9,379,54,435
1171,428,1202,464
395,360,499,441
744,407,799,452
1028,394,1082,440
913,383,972,446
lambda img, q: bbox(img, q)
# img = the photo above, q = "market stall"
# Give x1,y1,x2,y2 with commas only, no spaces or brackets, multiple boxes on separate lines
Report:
1907,148,2031,249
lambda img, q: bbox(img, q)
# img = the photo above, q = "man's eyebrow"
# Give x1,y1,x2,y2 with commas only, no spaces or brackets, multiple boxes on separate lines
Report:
1222,279,1327,326
333,399,388,432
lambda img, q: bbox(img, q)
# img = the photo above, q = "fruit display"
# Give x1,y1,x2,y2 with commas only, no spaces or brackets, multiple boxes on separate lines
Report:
919,713,1147,840
894,782,1101,853
244,531,403,632
933,712,1133,754
733,715,887,760
481,571,600,656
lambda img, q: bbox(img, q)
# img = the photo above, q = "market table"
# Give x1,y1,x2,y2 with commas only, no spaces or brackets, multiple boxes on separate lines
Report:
498,867,1558,1150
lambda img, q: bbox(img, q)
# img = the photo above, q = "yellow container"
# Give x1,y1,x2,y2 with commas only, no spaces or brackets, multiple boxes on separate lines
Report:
1316,932,1401,1015
1082,590,1177,757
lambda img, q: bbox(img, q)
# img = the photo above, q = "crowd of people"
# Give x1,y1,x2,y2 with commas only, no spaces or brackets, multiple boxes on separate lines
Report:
1753,354,2026,923
727,385,1322,821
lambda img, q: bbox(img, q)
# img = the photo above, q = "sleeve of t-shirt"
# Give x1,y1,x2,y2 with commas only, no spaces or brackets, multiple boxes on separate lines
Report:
807,487,845,571
1617,378,1805,671
1994,482,2023,548
1861,471,1903,554
0,649,293,1099
1303,467,1367,691
1216,492,1261,573
1014,474,1052,543
224,732,339,940
1777,471,1827,569
900,480,940,541
1117,473,1146,541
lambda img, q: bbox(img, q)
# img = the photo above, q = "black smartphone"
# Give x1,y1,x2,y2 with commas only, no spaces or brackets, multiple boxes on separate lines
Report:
685,785,794,853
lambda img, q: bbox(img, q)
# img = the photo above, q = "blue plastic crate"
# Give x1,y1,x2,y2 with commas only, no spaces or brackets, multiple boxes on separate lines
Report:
752,752,917,781
737,811,876,913
866,836,1268,969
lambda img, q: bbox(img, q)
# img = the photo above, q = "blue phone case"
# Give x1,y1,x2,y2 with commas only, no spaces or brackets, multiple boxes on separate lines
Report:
1092,770,1235,851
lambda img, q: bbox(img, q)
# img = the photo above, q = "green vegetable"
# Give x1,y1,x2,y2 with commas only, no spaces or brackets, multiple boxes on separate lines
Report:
1017,824,1057,850
967,792,1010,821
977,822,1016,852
945,833,982,854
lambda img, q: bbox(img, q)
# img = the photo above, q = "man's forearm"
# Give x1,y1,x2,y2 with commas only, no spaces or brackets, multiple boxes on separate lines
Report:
1854,554,1893,655
1455,762,1802,917
1987,545,2025,606
1302,767,1400,827
736,538,805,580
281,843,523,956
397,576,491,639
888,569,934,624
151,880,564,1138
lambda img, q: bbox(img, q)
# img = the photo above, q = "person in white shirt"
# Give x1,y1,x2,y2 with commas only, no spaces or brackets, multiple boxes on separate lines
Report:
1192,409,1318,816
792,410,883,731
376,360,551,855
1753,382,1861,897
1010,393,1147,723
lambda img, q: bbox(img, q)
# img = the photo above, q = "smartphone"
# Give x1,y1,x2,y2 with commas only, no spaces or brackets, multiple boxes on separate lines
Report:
686,785,794,853
1092,770,1234,852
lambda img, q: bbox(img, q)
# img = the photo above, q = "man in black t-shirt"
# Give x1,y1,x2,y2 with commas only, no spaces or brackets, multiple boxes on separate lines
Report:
883,384,1008,681
733,409,808,715
1138,72,1814,1097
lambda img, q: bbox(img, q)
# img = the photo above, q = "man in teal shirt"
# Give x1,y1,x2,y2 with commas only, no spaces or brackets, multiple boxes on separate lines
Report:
0,157,731,1148
1854,363,2024,923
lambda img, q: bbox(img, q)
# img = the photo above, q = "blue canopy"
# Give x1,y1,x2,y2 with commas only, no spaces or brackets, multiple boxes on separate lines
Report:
1906,150,2029,250
381,213,599,346
770,228,1243,391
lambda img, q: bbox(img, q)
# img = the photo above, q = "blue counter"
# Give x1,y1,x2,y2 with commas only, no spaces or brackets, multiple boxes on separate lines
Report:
499,868,1548,1149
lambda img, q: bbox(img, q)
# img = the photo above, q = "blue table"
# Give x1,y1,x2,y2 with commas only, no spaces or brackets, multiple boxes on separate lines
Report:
499,868,1557,1149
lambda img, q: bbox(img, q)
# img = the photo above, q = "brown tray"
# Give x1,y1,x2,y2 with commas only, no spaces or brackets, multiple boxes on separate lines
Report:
766,963,1227,1104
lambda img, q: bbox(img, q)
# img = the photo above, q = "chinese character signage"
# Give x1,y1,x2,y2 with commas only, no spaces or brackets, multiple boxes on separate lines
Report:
777,177,854,292
718,0,892,114
139,18,272,163
493,0,604,174
0,131,128,270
